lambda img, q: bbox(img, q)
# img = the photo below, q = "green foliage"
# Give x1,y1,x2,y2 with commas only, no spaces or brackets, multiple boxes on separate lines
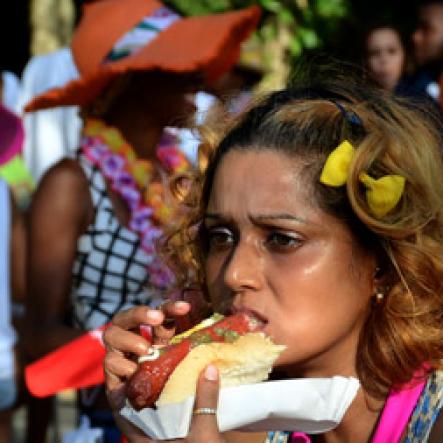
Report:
165,0,349,56
165,0,233,15
164,0,350,88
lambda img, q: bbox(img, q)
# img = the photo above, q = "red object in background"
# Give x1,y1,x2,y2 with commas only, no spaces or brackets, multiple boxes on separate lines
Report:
25,325,108,397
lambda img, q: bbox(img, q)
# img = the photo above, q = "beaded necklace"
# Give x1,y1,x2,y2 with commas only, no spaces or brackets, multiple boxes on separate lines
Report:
81,118,189,290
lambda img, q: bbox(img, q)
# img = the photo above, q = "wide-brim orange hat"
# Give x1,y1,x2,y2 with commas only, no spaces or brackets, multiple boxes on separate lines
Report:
26,0,261,112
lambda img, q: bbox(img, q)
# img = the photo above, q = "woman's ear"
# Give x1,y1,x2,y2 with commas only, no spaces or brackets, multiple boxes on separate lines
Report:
372,247,394,287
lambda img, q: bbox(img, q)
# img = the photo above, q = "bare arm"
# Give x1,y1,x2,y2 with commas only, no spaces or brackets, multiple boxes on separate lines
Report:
24,158,93,359
10,192,26,303
224,432,267,443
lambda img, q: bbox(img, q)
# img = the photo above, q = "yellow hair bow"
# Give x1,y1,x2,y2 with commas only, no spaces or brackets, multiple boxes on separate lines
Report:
320,140,406,218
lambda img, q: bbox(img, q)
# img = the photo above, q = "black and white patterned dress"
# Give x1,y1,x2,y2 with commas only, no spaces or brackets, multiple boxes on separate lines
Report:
71,153,162,330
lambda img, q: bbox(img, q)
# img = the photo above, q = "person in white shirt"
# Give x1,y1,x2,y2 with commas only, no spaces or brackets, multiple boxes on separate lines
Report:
16,47,82,182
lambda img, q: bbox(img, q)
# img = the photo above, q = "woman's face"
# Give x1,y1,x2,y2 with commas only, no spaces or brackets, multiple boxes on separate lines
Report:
366,28,405,91
112,71,200,127
203,150,377,378
144,73,200,127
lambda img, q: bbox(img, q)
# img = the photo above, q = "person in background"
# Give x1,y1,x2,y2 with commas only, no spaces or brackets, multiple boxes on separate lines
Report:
24,1,260,442
363,24,406,92
16,47,82,182
0,178,26,443
1,70,21,114
178,62,264,165
407,0,443,101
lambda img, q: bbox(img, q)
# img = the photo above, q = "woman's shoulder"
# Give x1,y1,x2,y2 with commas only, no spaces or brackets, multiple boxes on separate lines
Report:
35,158,91,202
30,158,93,228
40,157,86,185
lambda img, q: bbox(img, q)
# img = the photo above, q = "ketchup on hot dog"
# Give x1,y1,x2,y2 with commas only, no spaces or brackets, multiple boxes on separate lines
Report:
126,312,262,410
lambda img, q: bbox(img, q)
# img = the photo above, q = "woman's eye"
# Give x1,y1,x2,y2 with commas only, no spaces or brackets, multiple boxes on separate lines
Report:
266,232,302,250
207,227,234,250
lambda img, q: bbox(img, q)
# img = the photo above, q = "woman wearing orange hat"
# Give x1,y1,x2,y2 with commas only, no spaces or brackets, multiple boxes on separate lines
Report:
24,1,260,441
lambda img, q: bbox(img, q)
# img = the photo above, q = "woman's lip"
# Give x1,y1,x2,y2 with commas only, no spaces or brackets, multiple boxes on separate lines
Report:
233,307,268,330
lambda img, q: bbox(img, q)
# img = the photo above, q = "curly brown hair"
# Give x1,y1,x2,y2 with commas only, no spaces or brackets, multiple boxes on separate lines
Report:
164,77,443,399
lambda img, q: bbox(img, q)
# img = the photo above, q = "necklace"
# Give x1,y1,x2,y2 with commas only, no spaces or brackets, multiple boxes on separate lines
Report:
81,118,190,290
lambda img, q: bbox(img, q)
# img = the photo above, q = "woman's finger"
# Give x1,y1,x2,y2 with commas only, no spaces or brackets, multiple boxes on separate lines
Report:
104,325,150,356
104,349,140,414
188,365,224,443
153,301,191,344
104,350,138,381
112,306,165,330
161,300,191,318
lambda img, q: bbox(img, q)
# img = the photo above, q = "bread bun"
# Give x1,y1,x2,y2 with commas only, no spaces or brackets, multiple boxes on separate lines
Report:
156,332,285,406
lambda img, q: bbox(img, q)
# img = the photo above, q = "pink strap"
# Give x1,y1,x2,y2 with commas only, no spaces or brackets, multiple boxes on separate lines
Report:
291,432,311,443
371,378,426,443
289,372,427,443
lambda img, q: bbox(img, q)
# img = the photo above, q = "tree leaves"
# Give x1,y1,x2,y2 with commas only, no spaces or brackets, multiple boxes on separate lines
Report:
164,0,349,89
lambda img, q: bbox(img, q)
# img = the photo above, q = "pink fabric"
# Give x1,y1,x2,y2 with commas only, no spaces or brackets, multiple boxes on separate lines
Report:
291,432,311,442
0,104,24,165
290,373,427,443
371,378,426,443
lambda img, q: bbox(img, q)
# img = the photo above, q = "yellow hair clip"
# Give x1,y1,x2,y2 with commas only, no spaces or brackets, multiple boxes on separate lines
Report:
359,173,405,218
319,140,355,186
320,140,406,218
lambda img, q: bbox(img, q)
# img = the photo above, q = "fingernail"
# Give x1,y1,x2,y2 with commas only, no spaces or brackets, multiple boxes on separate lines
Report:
204,365,218,381
137,343,149,353
175,301,189,310
146,310,163,322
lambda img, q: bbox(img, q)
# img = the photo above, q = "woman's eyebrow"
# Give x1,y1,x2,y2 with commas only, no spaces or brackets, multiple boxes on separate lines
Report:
204,212,309,225
250,213,308,224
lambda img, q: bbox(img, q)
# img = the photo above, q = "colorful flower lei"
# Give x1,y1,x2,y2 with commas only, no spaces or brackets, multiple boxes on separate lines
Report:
81,119,190,290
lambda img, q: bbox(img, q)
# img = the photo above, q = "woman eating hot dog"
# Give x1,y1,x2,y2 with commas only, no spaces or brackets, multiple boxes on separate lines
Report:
103,72,443,442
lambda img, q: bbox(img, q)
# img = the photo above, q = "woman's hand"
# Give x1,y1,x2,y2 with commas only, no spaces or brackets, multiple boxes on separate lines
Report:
182,364,225,443
103,302,192,441
103,303,248,443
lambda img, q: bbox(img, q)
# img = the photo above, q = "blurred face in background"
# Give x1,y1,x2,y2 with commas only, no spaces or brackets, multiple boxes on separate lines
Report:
366,27,405,91
98,71,200,128
413,4,443,66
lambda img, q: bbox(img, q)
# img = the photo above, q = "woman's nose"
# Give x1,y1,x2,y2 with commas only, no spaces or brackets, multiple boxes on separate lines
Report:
223,240,263,292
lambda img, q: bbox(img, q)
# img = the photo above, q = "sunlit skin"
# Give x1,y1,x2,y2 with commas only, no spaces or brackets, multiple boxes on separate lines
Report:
366,28,405,91
203,149,377,379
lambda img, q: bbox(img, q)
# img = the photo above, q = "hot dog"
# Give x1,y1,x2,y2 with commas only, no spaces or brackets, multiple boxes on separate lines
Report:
126,312,284,410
